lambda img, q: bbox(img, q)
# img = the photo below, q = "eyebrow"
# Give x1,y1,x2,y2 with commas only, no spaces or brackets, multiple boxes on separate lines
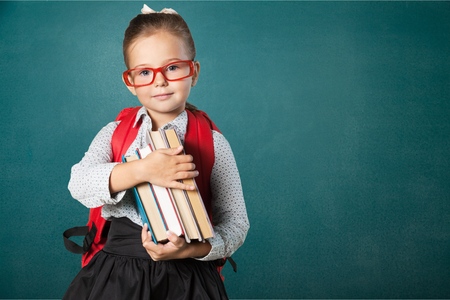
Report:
132,58,185,69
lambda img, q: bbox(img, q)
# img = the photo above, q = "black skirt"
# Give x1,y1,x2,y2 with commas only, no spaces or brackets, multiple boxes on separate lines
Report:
63,217,228,300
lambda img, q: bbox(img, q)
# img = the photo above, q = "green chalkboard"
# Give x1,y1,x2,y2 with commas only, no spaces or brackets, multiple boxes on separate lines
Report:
1,1,449,299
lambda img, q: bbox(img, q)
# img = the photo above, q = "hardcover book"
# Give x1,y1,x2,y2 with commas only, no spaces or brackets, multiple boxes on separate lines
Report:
123,128,214,243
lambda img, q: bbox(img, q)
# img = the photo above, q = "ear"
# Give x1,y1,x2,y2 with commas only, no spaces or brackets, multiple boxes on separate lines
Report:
122,75,137,96
191,61,201,87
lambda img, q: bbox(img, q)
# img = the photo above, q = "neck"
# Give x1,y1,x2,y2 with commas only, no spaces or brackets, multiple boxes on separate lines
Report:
147,109,183,131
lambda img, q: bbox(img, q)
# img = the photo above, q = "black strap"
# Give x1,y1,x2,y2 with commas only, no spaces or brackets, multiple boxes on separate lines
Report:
63,223,97,254
227,257,237,273
216,257,237,273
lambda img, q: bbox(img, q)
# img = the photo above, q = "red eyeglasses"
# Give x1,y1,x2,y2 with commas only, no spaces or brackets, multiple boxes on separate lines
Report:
123,60,195,87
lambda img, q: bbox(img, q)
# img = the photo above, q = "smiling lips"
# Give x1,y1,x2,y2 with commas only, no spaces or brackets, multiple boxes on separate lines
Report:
152,92,174,100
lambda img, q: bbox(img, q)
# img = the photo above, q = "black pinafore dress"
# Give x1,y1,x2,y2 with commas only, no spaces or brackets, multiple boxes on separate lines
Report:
63,217,228,300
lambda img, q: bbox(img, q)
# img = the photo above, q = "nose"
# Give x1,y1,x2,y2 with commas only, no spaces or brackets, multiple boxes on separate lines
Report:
153,70,168,87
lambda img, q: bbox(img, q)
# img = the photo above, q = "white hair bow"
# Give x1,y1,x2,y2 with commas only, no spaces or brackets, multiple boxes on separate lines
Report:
141,4,178,15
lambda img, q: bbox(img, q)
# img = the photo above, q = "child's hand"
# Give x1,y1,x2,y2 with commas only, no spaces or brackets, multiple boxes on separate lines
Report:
141,224,188,261
141,224,212,261
140,146,198,190
109,146,197,194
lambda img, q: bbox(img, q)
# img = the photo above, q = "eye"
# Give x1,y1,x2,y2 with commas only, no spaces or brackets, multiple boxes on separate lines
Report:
138,69,152,77
166,64,181,72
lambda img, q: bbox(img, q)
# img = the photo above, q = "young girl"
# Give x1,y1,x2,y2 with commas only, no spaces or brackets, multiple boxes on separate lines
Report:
63,4,249,300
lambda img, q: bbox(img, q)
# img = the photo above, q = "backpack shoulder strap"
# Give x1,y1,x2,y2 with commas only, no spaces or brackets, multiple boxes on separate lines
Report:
111,106,142,162
184,110,220,217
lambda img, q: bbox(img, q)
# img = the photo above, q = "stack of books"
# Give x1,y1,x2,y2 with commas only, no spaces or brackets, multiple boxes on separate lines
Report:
123,128,214,244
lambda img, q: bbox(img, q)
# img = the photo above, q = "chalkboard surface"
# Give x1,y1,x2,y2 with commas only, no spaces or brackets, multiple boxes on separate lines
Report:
1,1,449,299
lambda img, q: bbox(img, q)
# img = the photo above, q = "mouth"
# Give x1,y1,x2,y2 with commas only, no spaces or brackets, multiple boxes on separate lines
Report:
152,92,174,101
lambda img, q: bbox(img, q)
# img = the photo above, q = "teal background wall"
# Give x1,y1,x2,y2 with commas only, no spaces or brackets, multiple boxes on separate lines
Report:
1,1,450,299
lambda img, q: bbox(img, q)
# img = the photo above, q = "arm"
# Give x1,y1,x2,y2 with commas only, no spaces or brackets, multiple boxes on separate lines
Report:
199,131,249,260
109,145,198,194
69,122,198,208
68,122,120,208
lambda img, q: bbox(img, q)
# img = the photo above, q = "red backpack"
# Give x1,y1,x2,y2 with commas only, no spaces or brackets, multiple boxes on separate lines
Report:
63,107,236,273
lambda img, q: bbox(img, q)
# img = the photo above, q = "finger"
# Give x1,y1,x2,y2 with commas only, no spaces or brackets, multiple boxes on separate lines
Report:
141,224,150,244
175,162,196,172
168,180,197,191
180,170,199,178
188,163,196,171
172,153,194,164
160,145,184,156
166,231,184,247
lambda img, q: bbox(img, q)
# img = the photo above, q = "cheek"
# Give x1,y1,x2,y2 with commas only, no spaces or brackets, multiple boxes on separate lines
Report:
134,87,152,99
181,85,193,98
176,81,193,96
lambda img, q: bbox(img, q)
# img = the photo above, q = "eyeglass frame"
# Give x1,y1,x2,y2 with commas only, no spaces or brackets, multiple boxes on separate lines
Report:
122,60,196,87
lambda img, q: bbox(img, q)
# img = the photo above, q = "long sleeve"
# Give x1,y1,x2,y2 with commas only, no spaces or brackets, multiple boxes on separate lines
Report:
68,121,124,208
198,131,250,261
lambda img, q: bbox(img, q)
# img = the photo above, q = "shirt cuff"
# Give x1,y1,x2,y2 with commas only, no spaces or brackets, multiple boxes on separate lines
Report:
195,232,225,261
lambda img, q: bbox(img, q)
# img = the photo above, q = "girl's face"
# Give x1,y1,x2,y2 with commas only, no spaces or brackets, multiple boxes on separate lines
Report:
125,31,199,128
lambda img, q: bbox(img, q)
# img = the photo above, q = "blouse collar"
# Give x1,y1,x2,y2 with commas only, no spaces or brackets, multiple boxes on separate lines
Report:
134,106,188,143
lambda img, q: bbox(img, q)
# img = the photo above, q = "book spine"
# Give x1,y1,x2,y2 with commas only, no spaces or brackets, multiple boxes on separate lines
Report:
148,184,169,231
122,155,157,243
131,186,157,244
